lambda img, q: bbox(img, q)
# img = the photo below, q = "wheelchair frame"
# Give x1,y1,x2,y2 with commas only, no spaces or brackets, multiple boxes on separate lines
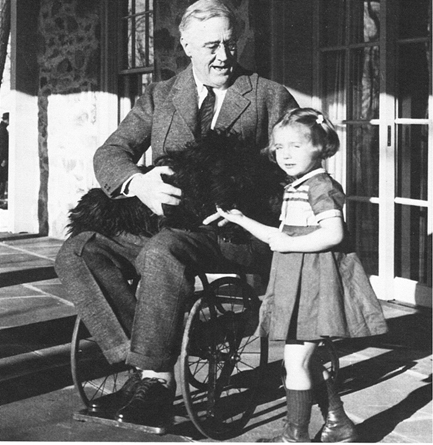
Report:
70,271,339,440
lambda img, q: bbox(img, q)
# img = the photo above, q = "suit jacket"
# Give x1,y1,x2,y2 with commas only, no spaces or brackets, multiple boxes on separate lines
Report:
94,64,298,197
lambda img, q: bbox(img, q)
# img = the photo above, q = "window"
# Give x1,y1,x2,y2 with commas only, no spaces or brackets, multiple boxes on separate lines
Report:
118,0,154,119
316,0,432,304
318,0,381,276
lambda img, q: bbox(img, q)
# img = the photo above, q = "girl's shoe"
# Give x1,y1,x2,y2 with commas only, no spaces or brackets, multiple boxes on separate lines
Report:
321,406,358,442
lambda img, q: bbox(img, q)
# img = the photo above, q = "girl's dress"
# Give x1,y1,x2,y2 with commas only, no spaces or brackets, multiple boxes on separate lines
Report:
259,168,388,341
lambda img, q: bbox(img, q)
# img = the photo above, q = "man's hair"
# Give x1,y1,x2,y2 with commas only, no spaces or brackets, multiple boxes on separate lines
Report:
179,0,238,37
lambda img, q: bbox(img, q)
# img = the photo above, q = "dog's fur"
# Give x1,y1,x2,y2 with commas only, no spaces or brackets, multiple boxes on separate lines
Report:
67,131,284,239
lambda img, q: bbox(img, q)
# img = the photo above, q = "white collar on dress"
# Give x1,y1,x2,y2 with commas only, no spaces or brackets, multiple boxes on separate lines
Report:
286,168,327,189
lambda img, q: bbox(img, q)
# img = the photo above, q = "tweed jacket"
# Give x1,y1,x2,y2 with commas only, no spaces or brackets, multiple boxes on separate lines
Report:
94,64,298,198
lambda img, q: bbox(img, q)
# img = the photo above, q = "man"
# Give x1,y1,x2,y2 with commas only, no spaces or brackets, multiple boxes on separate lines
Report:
55,0,298,428
0,112,9,201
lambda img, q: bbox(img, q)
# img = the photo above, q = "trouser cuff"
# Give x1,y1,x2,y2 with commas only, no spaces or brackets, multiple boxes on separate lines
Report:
126,350,175,372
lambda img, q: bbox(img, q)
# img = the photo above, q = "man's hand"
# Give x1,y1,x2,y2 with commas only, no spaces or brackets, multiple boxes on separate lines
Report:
129,166,181,216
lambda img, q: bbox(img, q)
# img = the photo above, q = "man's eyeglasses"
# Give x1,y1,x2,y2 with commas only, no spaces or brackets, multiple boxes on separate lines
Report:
204,40,237,54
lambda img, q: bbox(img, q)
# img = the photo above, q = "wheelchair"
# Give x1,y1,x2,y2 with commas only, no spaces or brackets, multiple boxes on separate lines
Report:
70,269,339,440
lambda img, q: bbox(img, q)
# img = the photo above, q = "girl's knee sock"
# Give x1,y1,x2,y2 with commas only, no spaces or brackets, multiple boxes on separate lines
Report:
286,388,313,425
283,389,313,442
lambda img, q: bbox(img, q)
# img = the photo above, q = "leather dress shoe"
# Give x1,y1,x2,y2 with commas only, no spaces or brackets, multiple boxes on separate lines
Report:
89,370,141,413
115,377,176,426
321,407,358,442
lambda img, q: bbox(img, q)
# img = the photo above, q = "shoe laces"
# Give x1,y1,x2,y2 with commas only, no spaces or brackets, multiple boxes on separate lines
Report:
132,377,170,401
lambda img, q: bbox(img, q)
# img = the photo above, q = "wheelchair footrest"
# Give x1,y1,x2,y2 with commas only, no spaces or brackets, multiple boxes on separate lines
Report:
73,408,172,435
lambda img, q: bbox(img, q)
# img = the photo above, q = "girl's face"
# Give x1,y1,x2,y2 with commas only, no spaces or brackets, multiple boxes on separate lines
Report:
272,124,322,178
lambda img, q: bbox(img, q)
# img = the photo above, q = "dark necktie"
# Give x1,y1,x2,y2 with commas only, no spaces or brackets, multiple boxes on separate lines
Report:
198,85,215,138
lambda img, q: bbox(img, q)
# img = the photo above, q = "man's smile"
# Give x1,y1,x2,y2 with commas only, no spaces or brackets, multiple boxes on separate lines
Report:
212,65,230,73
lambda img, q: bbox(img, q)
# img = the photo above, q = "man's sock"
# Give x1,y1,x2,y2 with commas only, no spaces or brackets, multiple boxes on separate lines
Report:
138,370,174,388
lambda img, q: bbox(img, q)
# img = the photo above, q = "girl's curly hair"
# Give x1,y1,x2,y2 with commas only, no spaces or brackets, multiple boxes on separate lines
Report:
264,107,340,161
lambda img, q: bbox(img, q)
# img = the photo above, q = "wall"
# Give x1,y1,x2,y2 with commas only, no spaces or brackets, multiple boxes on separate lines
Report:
8,0,41,235
37,0,101,237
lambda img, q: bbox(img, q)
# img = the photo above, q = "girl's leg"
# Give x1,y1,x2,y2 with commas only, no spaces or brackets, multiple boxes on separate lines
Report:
283,341,316,442
283,340,317,389
310,344,358,443
259,341,317,442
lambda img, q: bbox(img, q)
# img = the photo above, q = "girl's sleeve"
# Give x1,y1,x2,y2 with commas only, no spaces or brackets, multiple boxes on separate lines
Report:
308,175,346,223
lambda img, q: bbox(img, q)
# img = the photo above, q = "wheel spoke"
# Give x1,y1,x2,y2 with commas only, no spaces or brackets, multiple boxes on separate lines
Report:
71,317,132,408
180,277,268,440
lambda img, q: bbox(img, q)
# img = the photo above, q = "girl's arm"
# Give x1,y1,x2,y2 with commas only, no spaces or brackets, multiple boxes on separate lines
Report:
210,208,345,253
268,216,344,253
214,207,279,244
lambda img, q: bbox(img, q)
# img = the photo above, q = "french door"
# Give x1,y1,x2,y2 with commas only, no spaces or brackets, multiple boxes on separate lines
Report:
315,0,432,306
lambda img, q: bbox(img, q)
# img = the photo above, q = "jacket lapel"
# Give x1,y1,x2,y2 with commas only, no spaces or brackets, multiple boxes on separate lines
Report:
161,65,252,142
215,70,252,130
172,66,199,137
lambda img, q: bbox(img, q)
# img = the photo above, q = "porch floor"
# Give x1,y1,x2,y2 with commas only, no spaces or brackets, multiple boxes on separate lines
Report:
0,233,431,442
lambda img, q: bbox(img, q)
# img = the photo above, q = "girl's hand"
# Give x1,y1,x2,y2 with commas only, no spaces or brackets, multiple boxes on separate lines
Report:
205,207,277,244
202,207,244,227
215,206,244,224
267,231,293,252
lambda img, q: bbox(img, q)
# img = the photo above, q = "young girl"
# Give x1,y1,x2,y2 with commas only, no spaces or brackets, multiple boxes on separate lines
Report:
214,108,388,442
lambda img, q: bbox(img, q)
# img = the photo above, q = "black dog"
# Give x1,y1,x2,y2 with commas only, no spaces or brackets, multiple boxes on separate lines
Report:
67,131,283,240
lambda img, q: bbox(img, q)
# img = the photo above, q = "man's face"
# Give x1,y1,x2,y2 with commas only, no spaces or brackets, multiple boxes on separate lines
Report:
181,16,237,90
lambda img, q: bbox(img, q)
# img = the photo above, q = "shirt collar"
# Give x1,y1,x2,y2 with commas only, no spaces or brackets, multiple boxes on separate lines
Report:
286,168,326,189
192,69,228,97
193,70,207,96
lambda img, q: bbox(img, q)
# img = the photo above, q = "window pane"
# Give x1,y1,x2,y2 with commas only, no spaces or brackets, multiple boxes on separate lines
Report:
135,0,149,13
399,0,431,39
396,124,428,201
350,47,379,120
134,13,153,67
321,51,346,120
320,0,346,47
350,1,380,43
347,201,379,276
119,73,153,112
123,0,153,70
395,205,431,286
347,124,379,197
397,43,429,119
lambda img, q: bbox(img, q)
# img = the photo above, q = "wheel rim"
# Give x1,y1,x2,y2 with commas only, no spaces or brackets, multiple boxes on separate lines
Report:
70,316,132,408
180,277,268,440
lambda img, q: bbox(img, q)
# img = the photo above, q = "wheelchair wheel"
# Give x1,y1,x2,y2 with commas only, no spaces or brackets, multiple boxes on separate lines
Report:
180,276,268,440
70,316,133,408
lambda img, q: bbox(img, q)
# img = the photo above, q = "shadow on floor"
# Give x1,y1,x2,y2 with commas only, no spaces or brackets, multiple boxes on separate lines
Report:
358,380,432,442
